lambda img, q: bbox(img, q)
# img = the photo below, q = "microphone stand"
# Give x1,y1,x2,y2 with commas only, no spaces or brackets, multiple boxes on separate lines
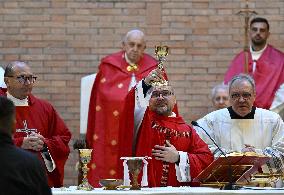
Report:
191,121,234,190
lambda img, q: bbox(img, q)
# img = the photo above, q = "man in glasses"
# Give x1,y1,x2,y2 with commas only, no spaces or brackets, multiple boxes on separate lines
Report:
119,69,213,187
196,74,284,173
0,61,71,187
224,17,284,117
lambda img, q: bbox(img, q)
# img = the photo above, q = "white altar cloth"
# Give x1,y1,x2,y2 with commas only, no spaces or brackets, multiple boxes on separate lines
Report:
52,186,284,195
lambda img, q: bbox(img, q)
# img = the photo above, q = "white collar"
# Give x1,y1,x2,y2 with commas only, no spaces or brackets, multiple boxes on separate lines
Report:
7,92,29,106
169,112,176,117
250,44,267,55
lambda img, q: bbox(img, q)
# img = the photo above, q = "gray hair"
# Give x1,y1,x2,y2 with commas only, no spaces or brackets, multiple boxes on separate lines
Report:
4,61,28,77
122,29,145,43
211,84,228,99
229,74,256,92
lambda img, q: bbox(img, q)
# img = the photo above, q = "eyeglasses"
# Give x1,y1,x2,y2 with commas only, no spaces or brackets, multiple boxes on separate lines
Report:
151,90,174,98
6,75,37,84
231,92,252,100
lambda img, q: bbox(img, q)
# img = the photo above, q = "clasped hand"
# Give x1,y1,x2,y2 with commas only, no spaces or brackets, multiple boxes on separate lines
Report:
22,132,45,152
152,140,179,163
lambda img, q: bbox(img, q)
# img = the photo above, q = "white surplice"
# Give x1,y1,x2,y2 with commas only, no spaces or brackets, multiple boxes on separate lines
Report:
196,107,284,173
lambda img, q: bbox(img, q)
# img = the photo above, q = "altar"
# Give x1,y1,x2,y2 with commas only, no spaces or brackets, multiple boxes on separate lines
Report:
52,186,284,195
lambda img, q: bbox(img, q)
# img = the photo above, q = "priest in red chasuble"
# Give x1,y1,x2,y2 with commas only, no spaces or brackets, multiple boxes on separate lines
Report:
86,30,162,187
119,69,213,187
1,61,71,187
224,17,284,115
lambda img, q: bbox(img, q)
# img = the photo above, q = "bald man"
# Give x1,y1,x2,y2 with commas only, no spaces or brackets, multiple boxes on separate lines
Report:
86,29,162,186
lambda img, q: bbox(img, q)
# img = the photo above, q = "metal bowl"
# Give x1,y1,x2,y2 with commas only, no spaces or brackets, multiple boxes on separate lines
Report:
99,179,123,190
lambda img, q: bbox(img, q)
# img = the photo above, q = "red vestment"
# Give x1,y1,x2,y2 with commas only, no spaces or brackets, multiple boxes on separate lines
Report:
119,89,213,187
137,110,213,187
86,51,158,187
0,89,71,187
224,45,284,109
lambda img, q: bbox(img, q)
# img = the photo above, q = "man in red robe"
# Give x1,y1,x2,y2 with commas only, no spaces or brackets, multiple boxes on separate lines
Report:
224,17,284,115
86,29,159,187
1,61,71,187
119,70,213,187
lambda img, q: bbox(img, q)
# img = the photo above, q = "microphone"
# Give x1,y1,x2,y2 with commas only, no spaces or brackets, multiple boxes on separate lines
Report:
191,121,234,190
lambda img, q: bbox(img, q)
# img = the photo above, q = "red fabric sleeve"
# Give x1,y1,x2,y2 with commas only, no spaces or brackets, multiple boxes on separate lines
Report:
187,128,214,179
44,106,71,187
13,137,24,147
117,87,136,178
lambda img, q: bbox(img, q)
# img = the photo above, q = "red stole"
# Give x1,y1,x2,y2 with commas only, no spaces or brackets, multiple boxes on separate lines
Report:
224,45,284,109
86,51,158,187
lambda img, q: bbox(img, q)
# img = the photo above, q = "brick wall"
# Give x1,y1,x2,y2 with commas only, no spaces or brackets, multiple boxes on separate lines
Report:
0,0,283,186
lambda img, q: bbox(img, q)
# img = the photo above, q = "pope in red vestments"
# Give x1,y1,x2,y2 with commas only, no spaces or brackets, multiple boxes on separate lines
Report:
119,71,213,187
1,61,71,187
86,30,159,187
224,18,284,110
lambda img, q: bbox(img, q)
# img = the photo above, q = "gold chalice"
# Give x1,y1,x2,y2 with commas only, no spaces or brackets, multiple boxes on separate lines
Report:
127,159,144,190
151,45,169,87
77,149,93,191
155,45,169,69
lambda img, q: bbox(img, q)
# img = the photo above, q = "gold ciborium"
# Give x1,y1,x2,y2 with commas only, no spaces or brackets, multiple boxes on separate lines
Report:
77,149,93,191
155,45,169,68
250,173,284,188
127,159,144,190
151,45,169,87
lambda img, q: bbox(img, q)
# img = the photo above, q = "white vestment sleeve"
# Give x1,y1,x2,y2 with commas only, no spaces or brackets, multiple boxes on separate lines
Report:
196,116,232,158
0,67,6,88
270,84,284,114
262,113,284,173
134,81,152,135
41,149,56,172
132,81,152,151
175,151,191,182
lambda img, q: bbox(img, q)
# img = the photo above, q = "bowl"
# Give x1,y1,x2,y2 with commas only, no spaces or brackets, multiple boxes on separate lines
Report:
99,179,123,190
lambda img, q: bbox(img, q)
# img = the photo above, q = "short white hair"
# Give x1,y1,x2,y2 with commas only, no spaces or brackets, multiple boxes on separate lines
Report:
123,29,145,43
211,83,228,99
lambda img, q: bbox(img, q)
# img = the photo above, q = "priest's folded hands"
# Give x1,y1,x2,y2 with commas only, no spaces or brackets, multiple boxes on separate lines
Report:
151,140,180,163
21,132,45,151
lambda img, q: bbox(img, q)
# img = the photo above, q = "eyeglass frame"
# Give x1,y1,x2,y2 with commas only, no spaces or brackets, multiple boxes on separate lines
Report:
5,75,37,85
230,92,252,101
151,90,174,98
